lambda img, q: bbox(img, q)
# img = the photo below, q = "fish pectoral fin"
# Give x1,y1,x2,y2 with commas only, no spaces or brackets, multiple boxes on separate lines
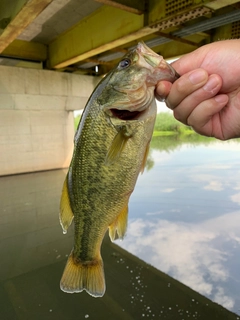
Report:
105,127,132,165
140,141,150,174
109,204,128,241
60,178,74,234
60,251,105,297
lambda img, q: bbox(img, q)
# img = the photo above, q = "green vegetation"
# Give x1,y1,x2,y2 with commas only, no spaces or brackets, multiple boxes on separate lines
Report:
150,133,215,153
153,112,193,136
74,114,81,130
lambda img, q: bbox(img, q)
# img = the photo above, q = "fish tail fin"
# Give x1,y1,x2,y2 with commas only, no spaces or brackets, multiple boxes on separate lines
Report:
60,252,105,297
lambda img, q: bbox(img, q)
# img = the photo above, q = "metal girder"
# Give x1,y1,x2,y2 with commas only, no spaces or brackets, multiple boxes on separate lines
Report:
94,0,145,14
154,31,199,47
154,42,199,61
0,0,54,54
1,39,47,61
48,2,212,69
0,0,239,72
205,0,240,10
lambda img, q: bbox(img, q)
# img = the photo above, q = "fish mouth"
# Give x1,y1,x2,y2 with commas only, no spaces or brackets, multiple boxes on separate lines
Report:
110,109,141,120
137,42,180,82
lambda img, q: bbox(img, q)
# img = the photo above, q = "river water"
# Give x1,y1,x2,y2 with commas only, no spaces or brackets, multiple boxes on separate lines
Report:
1,134,240,319
117,135,240,315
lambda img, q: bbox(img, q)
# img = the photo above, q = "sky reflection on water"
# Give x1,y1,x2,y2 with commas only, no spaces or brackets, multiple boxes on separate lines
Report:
116,138,240,315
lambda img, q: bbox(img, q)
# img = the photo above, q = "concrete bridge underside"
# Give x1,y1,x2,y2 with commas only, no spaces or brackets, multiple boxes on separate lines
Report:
0,66,99,176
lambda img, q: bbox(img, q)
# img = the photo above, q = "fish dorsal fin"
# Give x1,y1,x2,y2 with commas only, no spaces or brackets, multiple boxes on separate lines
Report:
109,204,128,241
105,127,132,165
60,178,74,234
140,141,150,174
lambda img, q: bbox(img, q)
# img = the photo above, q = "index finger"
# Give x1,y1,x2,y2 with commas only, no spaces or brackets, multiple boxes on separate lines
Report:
171,48,206,75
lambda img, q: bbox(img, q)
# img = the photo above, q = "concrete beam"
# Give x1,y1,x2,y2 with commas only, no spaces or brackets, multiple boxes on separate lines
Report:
48,5,153,69
0,0,54,54
0,65,99,175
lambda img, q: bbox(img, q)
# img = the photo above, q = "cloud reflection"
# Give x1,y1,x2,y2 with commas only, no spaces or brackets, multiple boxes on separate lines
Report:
117,211,240,310
204,181,223,191
190,173,224,191
161,188,175,193
231,192,240,205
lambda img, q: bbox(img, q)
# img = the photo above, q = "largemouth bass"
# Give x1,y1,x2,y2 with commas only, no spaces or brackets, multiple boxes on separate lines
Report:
59,42,179,297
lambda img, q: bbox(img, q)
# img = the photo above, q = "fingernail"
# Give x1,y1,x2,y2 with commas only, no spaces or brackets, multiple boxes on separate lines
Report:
203,76,220,93
214,94,228,104
189,70,207,84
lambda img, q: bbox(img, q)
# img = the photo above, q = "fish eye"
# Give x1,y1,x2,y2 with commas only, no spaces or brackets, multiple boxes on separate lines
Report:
118,58,131,69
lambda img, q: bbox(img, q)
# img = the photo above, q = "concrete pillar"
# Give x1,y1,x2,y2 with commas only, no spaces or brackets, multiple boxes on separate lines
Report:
0,66,99,176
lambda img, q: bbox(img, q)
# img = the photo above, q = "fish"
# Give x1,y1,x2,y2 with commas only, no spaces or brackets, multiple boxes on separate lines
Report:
59,42,179,297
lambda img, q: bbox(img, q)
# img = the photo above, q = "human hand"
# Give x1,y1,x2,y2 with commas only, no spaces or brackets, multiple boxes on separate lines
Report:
156,40,240,140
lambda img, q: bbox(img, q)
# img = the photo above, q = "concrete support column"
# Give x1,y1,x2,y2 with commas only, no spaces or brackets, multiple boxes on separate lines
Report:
0,66,99,176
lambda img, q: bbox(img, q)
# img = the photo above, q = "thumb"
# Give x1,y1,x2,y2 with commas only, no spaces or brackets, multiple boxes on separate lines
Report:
155,81,173,101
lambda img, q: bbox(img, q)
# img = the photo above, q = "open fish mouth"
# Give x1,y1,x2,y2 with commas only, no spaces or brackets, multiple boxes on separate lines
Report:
110,109,141,120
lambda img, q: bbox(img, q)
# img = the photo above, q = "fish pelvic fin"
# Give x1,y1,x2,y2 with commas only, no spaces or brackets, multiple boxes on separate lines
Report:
60,178,74,234
105,127,132,165
60,252,105,298
109,204,128,241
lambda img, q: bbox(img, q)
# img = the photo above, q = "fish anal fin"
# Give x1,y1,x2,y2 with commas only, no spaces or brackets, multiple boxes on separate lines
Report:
109,204,128,241
105,127,132,165
140,141,150,174
60,178,74,234
60,252,105,297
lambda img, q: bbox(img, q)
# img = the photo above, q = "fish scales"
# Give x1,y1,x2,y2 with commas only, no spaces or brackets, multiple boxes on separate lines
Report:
59,42,179,297
71,105,151,257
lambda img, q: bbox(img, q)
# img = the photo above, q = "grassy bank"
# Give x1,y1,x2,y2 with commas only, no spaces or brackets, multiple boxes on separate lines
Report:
153,112,193,136
74,112,194,136
74,115,81,130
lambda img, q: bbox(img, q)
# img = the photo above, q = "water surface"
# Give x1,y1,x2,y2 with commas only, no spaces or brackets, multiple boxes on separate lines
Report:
117,135,240,315
1,135,240,319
